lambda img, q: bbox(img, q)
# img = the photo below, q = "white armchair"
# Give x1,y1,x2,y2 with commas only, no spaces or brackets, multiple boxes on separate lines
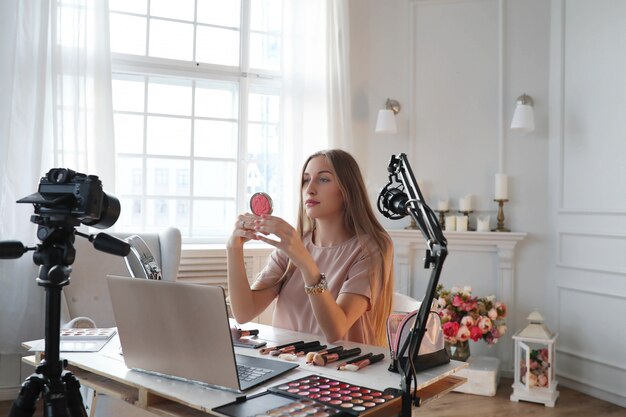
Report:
60,227,182,328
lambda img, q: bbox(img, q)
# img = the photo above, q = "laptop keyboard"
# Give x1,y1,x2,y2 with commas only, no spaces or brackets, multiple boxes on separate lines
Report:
237,364,273,382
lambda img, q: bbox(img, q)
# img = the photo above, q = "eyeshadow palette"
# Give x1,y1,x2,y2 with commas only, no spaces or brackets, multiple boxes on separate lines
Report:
213,375,402,417
269,375,402,416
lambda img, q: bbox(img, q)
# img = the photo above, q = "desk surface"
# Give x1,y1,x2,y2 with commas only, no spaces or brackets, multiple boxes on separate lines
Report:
24,322,467,416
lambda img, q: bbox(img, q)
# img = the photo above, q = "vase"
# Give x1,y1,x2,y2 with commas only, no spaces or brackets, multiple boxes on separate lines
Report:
445,340,471,362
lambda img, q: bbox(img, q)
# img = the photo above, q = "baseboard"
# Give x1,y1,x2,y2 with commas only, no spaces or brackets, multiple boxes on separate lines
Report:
558,374,626,408
0,386,19,402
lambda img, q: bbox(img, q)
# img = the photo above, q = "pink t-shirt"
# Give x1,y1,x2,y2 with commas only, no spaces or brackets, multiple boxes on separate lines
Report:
251,232,384,345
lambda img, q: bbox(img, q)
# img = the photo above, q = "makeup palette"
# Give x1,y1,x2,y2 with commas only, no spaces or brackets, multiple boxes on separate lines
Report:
213,375,402,417
269,375,402,416
250,192,273,215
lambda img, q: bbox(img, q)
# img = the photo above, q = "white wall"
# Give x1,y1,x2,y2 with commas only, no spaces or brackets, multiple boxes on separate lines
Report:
349,0,625,407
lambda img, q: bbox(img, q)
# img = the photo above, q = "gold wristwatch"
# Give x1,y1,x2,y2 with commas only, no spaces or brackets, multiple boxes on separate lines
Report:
304,273,328,295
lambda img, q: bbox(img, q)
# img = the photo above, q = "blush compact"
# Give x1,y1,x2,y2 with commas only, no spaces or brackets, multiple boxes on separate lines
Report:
250,192,273,216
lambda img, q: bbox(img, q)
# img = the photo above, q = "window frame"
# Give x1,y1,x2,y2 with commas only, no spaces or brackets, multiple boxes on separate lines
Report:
109,0,285,244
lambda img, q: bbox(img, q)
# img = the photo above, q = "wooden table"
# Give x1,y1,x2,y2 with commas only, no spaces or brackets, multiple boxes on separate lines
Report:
23,323,467,416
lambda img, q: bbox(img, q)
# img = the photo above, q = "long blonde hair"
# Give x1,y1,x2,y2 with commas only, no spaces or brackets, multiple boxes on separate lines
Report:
293,149,394,346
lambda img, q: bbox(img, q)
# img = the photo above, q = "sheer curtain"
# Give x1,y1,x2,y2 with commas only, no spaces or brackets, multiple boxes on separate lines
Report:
281,0,352,221
0,0,115,354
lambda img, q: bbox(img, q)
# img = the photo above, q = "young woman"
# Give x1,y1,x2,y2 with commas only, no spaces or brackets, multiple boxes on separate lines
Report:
227,149,394,346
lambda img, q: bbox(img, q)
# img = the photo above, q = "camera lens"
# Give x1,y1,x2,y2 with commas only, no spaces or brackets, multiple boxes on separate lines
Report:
81,192,121,229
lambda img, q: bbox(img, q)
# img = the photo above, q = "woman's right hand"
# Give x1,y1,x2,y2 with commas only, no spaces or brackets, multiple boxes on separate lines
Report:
227,213,259,249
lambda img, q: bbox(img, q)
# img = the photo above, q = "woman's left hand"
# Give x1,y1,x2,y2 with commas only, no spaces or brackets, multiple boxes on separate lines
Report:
252,216,314,272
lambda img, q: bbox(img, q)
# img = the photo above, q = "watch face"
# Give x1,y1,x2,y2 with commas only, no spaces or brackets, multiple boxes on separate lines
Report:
250,192,273,215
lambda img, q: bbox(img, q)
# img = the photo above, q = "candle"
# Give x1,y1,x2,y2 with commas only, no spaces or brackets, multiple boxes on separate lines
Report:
495,173,508,200
459,196,472,212
437,199,449,211
476,215,490,232
456,215,468,232
445,216,456,231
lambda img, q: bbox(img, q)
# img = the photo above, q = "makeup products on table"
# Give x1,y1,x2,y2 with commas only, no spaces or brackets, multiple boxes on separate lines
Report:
271,341,322,356
250,192,273,215
259,340,305,355
270,375,402,416
278,345,327,361
305,346,344,364
336,352,373,370
312,347,361,366
339,354,385,372
237,329,259,337
213,374,403,417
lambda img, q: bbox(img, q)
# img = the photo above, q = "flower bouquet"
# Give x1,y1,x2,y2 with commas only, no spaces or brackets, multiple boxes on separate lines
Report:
434,285,508,348
521,348,551,388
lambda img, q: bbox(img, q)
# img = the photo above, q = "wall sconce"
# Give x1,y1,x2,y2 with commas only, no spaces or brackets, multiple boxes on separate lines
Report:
375,98,401,134
510,94,535,133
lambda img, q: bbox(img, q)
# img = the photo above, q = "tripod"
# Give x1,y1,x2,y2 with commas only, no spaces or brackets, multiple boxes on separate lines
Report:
9,217,91,417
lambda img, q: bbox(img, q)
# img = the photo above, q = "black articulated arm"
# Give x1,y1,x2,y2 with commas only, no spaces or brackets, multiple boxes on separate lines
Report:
378,153,448,416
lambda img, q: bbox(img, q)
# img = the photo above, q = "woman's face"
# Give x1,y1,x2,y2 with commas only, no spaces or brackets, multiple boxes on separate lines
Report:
301,156,344,220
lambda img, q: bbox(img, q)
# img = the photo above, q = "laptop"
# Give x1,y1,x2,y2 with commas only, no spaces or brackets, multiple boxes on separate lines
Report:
106,275,298,391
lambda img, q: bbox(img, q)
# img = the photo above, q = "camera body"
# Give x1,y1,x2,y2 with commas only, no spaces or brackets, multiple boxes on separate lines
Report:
18,168,120,229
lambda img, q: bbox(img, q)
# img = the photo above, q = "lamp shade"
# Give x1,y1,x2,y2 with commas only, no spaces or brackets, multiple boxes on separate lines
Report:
375,109,397,134
510,103,535,132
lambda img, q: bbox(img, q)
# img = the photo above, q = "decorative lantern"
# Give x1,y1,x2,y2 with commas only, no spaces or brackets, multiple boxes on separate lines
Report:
510,311,560,407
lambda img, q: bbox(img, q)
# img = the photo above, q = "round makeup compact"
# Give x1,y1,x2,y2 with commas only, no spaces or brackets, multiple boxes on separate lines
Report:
250,192,273,215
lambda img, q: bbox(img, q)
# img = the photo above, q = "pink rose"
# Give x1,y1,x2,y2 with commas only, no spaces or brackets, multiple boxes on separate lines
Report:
456,325,471,342
452,295,464,307
461,316,475,327
530,360,539,370
488,308,498,320
496,301,507,318
478,316,493,334
538,348,549,363
443,321,460,338
437,297,446,308
469,326,483,342
538,374,549,387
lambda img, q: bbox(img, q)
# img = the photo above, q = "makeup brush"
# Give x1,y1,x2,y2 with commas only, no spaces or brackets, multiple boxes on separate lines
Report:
312,347,361,366
340,353,385,371
305,346,343,364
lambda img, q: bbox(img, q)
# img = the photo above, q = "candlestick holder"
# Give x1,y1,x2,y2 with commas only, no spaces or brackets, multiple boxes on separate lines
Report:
457,210,475,231
493,199,510,232
435,210,449,229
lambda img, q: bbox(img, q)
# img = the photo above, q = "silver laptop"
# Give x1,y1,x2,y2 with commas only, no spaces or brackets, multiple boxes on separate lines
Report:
106,275,298,391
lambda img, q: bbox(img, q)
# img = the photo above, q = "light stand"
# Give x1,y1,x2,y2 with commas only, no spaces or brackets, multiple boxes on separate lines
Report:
378,153,448,416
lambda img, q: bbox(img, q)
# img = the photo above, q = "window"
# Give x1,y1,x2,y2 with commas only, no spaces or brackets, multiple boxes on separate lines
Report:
109,0,290,242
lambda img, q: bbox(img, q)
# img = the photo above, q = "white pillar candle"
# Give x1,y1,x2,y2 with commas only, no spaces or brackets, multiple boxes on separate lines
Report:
437,199,449,211
476,215,491,232
445,216,456,231
459,196,472,212
456,215,468,232
495,173,508,200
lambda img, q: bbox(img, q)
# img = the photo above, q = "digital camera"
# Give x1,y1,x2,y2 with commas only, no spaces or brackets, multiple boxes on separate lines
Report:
18,168,121,229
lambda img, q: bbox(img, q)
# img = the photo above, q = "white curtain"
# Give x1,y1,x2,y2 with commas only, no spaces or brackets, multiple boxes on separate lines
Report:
326,0,353,152
281,0,352,221
0,0,115,354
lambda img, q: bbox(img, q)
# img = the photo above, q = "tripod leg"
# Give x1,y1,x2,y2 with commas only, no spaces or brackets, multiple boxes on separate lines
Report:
62,372,88,417
9,374,44,417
